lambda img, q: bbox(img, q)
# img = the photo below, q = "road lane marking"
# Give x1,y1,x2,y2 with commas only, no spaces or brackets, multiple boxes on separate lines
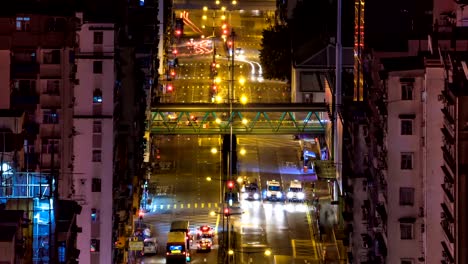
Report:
201,203,205,208
187,203,191,208
215,213,220,234
291,239,297,258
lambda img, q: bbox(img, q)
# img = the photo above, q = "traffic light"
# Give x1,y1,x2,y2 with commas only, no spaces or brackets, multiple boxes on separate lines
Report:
170,70,176,77
224,207,230,216
167,84,173,92
138,210,144,220
227,181,234,190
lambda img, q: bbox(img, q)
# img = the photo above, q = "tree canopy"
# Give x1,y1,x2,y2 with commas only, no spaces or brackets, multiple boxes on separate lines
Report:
259,24,291,81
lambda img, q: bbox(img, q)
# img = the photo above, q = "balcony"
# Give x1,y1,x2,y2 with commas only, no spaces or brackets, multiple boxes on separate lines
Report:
441,241,455,264
441,219,455,243
442,146,456,171
441,107,455,124
11,62,39,77
39,124,61,138
10,94,39,108
40,64,61,78
442,181,454,203
441,165,454,183
40,93,61,108
39,153,61,168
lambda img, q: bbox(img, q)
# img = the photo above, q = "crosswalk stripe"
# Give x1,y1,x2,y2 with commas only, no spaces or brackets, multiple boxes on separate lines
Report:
194,203,198,208
187,203,191,208
208,203,211,208
180,204,184,209
201,203,205,208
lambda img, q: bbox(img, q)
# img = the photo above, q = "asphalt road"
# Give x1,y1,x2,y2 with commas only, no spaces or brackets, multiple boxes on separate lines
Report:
142,3,326,263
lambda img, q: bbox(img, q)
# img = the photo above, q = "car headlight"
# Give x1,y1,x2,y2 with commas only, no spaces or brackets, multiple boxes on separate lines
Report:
277,192,282,198
266,191,271,197
287,192,293,198
253,193,259,199
242,193,248,199
297,192,305,199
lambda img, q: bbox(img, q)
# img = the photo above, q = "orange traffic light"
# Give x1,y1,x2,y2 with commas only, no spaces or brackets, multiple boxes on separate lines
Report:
212,85,217,91
170,70,176,77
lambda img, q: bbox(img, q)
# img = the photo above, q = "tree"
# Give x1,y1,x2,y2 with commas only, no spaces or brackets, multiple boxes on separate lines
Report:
259,24,291,81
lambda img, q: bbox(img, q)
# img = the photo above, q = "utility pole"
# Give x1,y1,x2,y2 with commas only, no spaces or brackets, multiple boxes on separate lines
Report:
334,0,343,195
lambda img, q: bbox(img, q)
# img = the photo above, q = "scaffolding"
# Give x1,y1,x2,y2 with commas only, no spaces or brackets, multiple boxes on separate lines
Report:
0,172,54,264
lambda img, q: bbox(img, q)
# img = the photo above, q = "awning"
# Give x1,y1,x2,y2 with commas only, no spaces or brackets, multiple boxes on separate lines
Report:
398,217,416,223
398,114,416,119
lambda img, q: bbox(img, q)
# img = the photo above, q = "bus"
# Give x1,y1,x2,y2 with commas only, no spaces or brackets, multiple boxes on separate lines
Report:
166,232,190,263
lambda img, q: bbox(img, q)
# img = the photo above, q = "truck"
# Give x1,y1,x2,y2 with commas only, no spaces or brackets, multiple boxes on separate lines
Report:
170,220,192,244
265,180,283,201
166,231,191,263
286,180,305,202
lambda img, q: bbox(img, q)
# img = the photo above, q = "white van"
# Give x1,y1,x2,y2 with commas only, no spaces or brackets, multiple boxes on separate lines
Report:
143,237,158,255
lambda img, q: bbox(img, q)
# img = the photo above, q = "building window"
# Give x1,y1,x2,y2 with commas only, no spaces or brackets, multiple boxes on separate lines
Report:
400,223,413,240
43,50,61,64
93,121,102,133
401,152,413,170
41,139,59,154
401,120,413,135
91,178,101,192
44,80,60,95
43,110,59,124
91,208,98,222
92,134,102,148
90,239,100,252
401,83,413,100
94,32,103,44
93,61,103,74
92,150,101,162
401,259,414,264
93,89,103,103
16,17,31,31
13,80,36,94
399,187,415,206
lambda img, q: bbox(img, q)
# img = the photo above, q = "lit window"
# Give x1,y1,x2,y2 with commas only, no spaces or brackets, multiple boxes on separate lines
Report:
93,89,103,103
93,32,103,44
92,150,101,163
16,17,31,31
400,223,413,240
401,152,413,170
90,239,100,252
399,187,414,206
139,0,145,6
93,61,103,74
91,208,98,222
401,120,413,135
43,110,59,124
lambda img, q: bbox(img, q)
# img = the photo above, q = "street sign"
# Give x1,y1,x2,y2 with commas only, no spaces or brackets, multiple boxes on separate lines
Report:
129,241,143,251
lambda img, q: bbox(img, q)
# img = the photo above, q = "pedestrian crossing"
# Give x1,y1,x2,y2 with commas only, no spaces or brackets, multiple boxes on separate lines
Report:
147,202,220,212
292,239,318,260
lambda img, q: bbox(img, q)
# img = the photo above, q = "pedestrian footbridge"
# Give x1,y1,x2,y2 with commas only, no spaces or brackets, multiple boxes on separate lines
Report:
149,103,331,135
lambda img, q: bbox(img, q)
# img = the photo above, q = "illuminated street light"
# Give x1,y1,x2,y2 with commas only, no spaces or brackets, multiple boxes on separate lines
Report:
203,6,208,11
228,249,234,255
202,15,207,20
215,0,220,5
215,76,222,84
264,249,272,256
221,6,226,11
236,176,244,184
211,147,218,154
209,211,216,216
239,77,246,86
241,118,248,125
232,0,237,5
239,148,246,155
240,95,248,104
215,117,222,123
221,15,226,20
206,176,212,181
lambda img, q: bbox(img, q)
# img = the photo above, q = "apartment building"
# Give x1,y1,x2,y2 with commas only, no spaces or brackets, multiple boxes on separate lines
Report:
72,12,115,263
439,52,468,264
